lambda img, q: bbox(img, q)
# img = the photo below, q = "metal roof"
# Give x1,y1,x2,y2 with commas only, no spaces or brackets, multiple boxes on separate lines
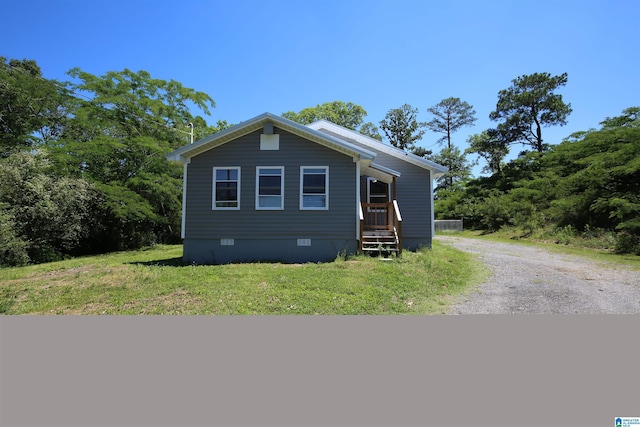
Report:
307,119,448,178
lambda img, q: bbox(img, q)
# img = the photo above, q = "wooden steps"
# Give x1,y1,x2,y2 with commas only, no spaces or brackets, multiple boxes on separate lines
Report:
360,229,400,257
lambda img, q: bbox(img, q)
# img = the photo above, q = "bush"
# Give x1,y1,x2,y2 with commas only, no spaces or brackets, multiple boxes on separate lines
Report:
477,192,513,231
614,232,640,255
0,151,97,264
554,225,577,245
0,210,29,267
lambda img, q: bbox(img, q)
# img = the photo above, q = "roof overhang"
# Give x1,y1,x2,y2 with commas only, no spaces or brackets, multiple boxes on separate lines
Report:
167,112,376,164
362,162,401,184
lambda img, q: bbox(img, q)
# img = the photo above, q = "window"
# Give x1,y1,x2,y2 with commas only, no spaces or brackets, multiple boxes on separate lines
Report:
300,167,329,210
256,167,284,210
213,167,240,209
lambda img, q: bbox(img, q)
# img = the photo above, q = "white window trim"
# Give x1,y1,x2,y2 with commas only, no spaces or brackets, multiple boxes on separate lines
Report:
300,166,329,210
255,166,284,210
212,167,241,210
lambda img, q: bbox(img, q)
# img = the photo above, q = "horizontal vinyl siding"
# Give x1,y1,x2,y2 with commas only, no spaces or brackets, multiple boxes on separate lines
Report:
185,128,357,240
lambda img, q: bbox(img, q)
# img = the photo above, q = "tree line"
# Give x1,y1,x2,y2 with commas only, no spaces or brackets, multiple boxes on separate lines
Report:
1,57,638,266
437,107,640,255
0,57,226,266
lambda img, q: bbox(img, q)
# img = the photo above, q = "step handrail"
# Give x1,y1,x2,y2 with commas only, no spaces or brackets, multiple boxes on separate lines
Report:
360,201,403,256
393,200,402,256
359,203,364,253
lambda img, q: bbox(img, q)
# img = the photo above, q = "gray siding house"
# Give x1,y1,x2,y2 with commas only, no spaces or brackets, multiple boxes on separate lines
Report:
167,112,446,264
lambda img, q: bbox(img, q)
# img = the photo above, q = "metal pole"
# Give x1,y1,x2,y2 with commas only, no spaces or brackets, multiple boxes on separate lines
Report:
188,122,194,144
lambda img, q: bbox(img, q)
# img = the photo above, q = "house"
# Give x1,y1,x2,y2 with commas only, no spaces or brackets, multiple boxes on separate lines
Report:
166,112,447,264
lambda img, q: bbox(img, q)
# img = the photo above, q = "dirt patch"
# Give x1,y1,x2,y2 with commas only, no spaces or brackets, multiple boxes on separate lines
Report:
42,266,97,279
438,236,640,314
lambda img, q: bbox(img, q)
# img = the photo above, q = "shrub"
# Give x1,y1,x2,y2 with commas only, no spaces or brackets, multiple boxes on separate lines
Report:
614,232,640,255
0,209,29,267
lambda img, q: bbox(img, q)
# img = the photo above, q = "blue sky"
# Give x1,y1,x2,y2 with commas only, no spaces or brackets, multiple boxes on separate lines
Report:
3,0,638,175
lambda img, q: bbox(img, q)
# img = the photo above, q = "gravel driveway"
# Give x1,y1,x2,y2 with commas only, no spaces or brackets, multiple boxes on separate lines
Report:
437,235,640,314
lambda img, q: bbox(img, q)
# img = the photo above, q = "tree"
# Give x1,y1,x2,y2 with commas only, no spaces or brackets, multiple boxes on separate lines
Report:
490,72,572,152
410,146,432,158
282,100,380,139
466,129,509,174
600,106,640,130
0,57,70,156
544,112,640,238
0,151,96,264
379,104,425,150
283,101,365,129
48,68,217,251
62,67,215,149
0,206,29,267
426,97,476,149
430,146,473,191
358,121,383,141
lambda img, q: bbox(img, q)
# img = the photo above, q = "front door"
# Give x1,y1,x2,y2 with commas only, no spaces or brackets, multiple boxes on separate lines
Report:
367,177,389,204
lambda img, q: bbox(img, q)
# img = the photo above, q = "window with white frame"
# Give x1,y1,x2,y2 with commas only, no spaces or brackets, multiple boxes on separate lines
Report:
300,167,329,210
256,167,284,210
213,167,240,209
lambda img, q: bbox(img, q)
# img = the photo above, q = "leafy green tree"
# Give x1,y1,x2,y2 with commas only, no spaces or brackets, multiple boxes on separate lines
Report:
425,97,476,184
466,129,509,174
282,100,380,139
430,146,473,191
62,67,215,148
600,106,640,129
426,97,476,149
379,104,425,150
0,151,96,264
283,101,366,129
0,57,69,156
455,107,640,253
410,146,432,158
0,207,29,267
544,117,640,238
490,72,572,152
358,121,383,141
49,68,217,250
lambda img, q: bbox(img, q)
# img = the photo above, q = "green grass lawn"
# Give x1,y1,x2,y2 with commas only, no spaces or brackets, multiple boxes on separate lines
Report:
0,241,487,315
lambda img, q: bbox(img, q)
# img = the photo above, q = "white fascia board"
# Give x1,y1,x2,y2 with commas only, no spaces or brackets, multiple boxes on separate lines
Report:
361,162,401,184
369,162,401,178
